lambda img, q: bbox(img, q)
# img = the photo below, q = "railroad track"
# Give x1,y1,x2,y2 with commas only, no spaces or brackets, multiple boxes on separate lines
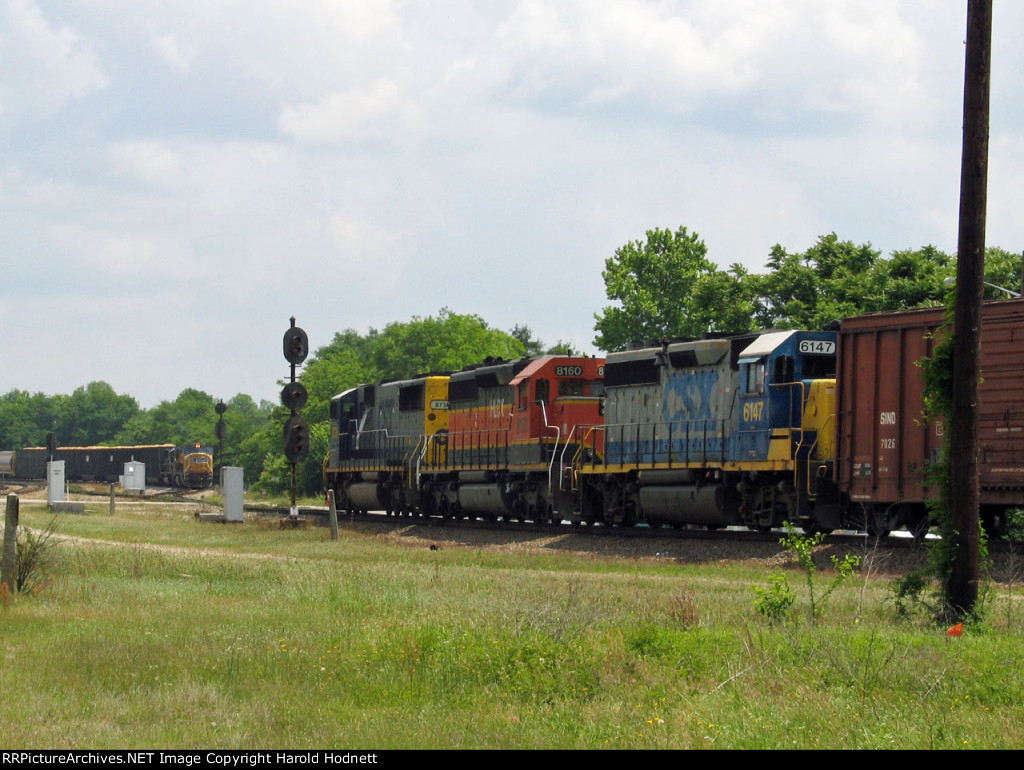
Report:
249,503,935,551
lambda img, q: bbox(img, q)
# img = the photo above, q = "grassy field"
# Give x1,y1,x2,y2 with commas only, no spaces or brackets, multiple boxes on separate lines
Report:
2,497,1023,749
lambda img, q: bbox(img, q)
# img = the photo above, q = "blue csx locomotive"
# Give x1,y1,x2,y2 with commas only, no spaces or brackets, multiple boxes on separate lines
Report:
571,329,842,532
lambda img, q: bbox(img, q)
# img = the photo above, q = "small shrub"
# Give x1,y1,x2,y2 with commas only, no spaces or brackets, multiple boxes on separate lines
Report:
888,571,934,619
779,522,860,621
14,517,61,595
752,572,796,623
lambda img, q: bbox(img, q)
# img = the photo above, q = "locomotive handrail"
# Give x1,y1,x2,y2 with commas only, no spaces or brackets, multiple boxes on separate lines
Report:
442,426,511,469
570,425,604,479
336,428,413,471
409,433,427,491
803,411,836,502
568,425,603,491
558,425,577,492
769,379,837,502
600,418,722,468
538,400,562,496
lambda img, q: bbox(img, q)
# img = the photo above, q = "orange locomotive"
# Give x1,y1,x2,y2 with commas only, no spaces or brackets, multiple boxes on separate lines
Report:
325,355,605,521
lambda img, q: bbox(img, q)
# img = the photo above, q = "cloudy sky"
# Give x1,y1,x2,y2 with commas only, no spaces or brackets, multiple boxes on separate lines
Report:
2,1,1021,408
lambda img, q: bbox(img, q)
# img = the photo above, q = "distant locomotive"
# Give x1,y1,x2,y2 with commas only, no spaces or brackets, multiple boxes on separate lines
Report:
165,444,216,488
324,299,1024,536
10,443,214,489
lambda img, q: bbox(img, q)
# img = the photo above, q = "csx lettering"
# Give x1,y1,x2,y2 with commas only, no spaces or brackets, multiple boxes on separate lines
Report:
743,401,765,421
663,371,717,423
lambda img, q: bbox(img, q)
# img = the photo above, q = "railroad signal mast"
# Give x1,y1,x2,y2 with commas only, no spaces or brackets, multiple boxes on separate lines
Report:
214,400,227,482
282,317,310,519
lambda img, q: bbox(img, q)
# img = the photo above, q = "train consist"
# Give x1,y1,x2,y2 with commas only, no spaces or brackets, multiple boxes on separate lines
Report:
325,299,1024,536
5,443,214,489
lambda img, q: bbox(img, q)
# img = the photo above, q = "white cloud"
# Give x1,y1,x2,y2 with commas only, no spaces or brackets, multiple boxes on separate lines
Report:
491,0,938,132
278,79,424,144
151,33,196,75
107,140,188,189
0,0,107,117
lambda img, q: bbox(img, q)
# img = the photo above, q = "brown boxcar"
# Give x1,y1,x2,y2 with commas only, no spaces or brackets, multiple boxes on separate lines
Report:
836,298,1024,536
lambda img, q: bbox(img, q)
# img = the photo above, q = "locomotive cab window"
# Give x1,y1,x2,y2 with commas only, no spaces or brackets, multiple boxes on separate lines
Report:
518,382,529,411
399,384,424,412
557,380,584,397
774,355,795,384
802,355,836,379
536,379,550,406
742,360,765,395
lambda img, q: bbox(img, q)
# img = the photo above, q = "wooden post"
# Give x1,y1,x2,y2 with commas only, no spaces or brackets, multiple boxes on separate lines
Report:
109,483,116,516
948,0,992,619
328,489,339,542
1,494,19,593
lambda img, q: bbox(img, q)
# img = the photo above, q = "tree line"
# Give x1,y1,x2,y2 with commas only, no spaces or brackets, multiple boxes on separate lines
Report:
2,230,1020,496
594,228,1021,350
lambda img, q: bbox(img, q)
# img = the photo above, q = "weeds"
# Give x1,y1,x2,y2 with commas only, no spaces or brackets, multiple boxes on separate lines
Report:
752,523,860,623
888,571,937,620
752,573,795,623
13,516,61,595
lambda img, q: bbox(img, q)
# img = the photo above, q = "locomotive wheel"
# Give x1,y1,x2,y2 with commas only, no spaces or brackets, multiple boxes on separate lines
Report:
905,510,931,541
802,521,833,537
865,506,891,538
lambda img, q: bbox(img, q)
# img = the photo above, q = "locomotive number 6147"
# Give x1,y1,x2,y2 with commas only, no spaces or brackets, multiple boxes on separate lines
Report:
798,340,836,355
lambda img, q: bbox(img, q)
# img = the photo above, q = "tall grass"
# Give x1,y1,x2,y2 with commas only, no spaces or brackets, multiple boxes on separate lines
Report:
1,503,1022,749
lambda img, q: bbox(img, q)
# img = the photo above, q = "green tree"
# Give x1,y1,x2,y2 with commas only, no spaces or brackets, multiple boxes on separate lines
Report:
752,234,882,329
0,390,57,450
510,324,545,357
510,324,574,356
57,382,140,446
593,226,752,351
983,247,1023,298
217,394,274,481
369,308,525,378
116,388,218,446
751,237,957,330
862,245,954,312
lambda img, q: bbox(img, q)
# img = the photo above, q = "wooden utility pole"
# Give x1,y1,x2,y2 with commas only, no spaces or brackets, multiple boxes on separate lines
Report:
948,0,992,618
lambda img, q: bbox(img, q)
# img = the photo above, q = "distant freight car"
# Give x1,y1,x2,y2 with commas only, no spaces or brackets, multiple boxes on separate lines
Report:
0,450,13,479
13,444,213,489
836,298,1024,537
